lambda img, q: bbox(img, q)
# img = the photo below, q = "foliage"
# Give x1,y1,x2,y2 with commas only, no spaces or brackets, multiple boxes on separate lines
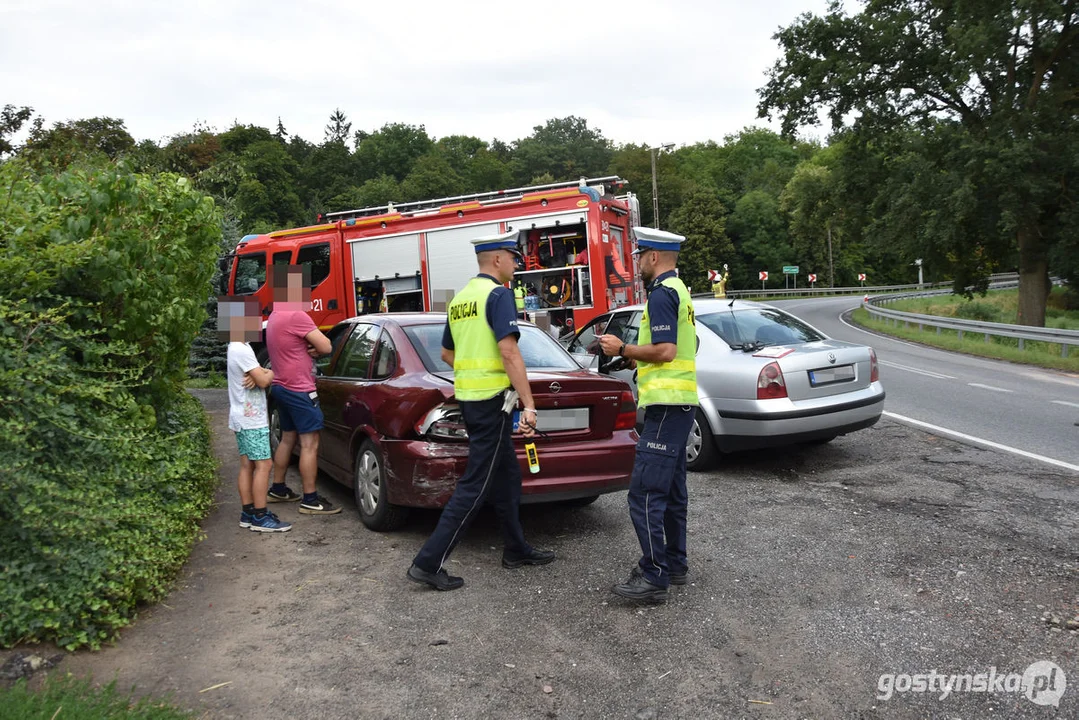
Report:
22,117,136,170
511,116,612,184
355,122,434,182
1,675,192,719
667,186,734,293
0,159,220,649
324,108,352,147
1,104,34,157
759,0,1079,326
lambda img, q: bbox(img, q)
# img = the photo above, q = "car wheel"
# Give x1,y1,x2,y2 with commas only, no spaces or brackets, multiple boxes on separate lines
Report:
685,409,718,472
353,439,408,532
560,495,599,508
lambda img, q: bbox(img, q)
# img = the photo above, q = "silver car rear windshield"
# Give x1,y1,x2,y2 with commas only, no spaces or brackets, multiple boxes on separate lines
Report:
698,308,824,347
404,324,580,373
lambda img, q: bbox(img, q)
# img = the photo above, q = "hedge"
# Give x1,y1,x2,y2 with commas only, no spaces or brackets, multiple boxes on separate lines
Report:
0,159,221,649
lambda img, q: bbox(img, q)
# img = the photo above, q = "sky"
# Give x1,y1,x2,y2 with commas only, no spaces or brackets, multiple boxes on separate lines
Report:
1,0,833,149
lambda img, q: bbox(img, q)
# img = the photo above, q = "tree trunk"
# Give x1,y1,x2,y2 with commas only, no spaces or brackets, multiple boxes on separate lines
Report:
1015,226,1050,327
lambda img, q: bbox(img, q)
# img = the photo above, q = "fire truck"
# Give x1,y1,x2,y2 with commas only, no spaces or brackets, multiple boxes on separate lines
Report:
221,176,644,344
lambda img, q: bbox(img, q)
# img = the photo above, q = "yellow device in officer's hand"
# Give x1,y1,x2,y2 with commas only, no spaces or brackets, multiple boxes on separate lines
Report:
524,440,540,474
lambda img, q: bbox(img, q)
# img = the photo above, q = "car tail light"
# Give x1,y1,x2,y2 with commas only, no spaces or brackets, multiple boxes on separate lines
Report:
613,390,637,430
757,362,787,400
416,403,468,440
869,348,879,383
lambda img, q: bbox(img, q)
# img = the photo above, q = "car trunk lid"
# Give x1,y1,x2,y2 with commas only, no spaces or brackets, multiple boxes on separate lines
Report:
766,341,872,401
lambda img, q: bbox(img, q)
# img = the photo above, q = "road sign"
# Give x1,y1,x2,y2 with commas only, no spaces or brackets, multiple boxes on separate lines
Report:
783,265,799,274
759,271,769,281
858,273,867,281
808,273,817,283
708,269,720,282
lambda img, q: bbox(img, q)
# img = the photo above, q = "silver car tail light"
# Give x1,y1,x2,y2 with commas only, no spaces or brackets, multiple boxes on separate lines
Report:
869,348,879,383
757,362,788,400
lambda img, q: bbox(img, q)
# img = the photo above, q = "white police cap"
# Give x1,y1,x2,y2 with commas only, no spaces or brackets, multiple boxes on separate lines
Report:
471,229,522,257
632,227,686,254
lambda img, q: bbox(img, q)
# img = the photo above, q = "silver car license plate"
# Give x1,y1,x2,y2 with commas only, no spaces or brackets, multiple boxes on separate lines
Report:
808,365,855,386
535,408,589,431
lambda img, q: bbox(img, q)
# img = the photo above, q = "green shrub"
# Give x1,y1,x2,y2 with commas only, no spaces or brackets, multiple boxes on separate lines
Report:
954,300,999,322
0,159,220,649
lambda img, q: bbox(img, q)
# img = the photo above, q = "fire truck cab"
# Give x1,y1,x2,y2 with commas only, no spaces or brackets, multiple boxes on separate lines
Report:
223,176,643,343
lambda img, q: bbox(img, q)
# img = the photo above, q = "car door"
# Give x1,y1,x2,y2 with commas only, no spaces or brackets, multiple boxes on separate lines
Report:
318,323,378,473
566,314,609,371
599,311,642,397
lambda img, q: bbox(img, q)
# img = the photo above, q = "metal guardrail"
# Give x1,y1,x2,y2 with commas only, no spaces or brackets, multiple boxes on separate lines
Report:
863,282,1077,358
695,272,1021,300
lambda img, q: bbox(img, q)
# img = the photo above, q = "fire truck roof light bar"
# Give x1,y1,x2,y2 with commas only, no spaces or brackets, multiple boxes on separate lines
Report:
325,176,627,221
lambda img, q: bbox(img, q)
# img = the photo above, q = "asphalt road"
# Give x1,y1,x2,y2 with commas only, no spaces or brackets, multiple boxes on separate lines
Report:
772,296,1079,470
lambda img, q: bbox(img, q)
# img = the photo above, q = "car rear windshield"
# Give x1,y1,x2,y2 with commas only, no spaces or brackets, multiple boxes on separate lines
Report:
403,324,580,373
698,308,825,346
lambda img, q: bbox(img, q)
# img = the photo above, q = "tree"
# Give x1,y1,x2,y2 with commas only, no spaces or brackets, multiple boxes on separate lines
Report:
399,153,465,201
511,116,612,184
781,163,842,287
0,104,33,158
275,117,288,141
354,123,434,183
324,108,352,147
728,189,793,287
759,0,1079,325
23,116,136,168
666,187,734,293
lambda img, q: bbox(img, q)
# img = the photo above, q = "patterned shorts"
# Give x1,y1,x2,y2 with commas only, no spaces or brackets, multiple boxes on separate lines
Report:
235,427,271,461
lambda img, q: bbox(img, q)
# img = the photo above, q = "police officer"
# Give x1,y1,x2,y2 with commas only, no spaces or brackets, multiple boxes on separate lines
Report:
407,230,556,591
599,227,697,604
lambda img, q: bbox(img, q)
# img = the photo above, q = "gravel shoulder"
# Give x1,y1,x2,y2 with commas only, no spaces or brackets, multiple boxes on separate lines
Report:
10,389,1078,718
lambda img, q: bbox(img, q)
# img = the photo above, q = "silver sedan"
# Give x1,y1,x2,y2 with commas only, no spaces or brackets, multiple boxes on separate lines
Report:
564,299,886,470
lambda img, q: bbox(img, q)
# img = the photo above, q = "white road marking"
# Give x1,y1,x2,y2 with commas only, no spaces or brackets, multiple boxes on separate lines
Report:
1051,400,1079,409
967,383,1013,393
878,359,955,380
883,411,1079,474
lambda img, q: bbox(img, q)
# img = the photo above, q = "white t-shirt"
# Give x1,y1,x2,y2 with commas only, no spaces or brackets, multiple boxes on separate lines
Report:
227,342,269,431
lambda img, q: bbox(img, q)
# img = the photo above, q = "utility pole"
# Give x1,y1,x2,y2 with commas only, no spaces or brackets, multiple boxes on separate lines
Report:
649,143,674,228
827,222,835,288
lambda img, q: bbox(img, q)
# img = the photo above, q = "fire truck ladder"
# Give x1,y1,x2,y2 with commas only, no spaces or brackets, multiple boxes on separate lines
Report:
324,176,628,222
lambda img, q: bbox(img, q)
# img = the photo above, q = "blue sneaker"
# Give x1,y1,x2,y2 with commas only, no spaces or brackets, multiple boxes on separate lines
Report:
248,511,292,533
239,511,253,529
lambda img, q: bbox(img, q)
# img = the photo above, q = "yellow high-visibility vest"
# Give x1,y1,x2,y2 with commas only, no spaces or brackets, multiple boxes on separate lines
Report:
449,277,510,401
637,276,698,407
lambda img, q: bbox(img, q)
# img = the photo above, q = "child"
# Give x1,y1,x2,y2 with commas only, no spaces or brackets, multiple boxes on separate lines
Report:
219,297,292,533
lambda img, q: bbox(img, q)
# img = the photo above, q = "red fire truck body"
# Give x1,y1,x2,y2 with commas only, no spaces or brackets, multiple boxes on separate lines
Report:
224,177,643,335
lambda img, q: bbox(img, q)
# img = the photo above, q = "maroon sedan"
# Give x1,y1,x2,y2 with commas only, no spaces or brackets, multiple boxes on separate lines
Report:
272,313,639,531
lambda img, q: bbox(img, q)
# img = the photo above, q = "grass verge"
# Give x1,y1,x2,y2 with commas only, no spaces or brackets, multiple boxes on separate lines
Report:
851,304,1078,374
0,675,191,719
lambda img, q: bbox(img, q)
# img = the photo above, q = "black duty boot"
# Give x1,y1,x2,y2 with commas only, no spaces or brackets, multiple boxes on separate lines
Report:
502,548,556,569
407,564,464,591
612,570,668,603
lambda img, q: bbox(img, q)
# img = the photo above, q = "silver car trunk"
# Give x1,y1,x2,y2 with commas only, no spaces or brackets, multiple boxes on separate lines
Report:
774,341,871,401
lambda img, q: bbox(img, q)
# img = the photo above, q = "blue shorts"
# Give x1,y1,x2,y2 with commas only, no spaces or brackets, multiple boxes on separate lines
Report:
235,427,271,461
270,385,324,434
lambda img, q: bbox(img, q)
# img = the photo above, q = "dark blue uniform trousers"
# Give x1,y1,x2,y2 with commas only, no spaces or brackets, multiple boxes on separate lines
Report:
413,392,531,573
629,404,695,587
